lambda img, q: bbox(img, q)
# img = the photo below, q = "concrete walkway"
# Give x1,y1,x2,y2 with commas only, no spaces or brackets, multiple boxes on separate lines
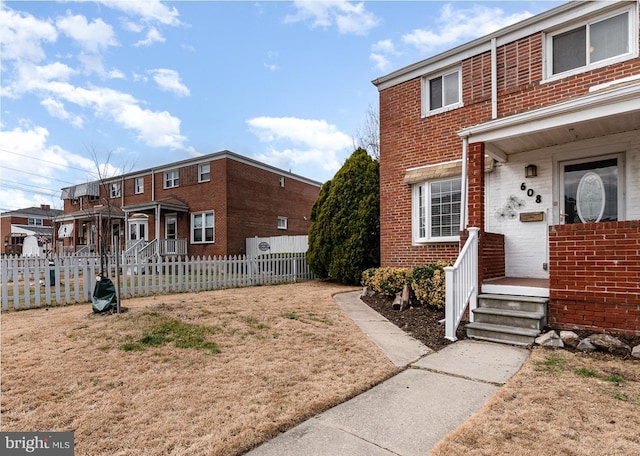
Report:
246,291,530,456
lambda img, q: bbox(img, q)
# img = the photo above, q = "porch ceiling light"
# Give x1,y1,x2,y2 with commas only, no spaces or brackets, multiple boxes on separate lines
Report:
525,164,537,178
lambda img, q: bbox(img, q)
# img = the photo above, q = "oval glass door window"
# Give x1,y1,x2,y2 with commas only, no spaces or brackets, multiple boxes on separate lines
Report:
576,171,605,223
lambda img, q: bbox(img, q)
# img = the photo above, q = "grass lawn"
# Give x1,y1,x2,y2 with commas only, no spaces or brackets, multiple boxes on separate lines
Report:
1,281,398,455
432,347,640,455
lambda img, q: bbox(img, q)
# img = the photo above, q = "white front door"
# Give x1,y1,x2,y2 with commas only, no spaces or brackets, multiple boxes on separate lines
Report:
129,220,148,243
165,214,177,254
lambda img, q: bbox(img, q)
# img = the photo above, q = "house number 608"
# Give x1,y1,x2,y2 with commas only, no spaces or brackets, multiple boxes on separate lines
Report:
521,182,542,203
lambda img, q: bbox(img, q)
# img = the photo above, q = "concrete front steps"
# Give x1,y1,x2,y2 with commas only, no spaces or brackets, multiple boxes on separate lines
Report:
465,294,548,346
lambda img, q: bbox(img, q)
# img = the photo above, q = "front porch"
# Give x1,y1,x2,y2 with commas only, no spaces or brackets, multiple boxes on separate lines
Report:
446,219,640,343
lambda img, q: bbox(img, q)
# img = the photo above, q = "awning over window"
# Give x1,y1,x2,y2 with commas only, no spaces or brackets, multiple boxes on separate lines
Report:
58,223,74,238
404,157,494,185
60,182,99,200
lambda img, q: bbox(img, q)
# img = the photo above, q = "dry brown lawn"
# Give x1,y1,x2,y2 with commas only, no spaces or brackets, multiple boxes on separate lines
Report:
432,347,640,456
1,281,397,455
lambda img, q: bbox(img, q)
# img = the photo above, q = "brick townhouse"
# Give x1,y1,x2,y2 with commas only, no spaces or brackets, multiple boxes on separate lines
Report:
55,150,321,258
373,0,640,340
1,205,63,255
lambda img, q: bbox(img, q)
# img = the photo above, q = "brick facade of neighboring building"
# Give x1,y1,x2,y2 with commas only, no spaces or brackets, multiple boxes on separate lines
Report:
57,151,321,257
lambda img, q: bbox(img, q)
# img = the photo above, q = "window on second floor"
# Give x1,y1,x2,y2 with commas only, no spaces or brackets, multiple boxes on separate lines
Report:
423,68,461,116
548,8,634,78
191,211,215,244
28,218,43,226
198,163,210,182
110,182,121,198
277,216,288,230
134,177,144,194
164,170,179,189
412,177,461,243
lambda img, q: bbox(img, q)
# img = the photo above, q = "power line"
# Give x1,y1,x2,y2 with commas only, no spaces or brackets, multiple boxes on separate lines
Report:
0,166,79,185
0,181,60,198
0,148,94,175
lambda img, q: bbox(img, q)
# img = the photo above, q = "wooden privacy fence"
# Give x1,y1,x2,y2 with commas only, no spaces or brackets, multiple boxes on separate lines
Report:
1,253,315,311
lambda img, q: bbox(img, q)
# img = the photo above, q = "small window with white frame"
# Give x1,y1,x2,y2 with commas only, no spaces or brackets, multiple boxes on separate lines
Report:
423,68,462,116
546,6,635,79
191,211,215,243
28,218,43,226
134,177,144,194
277,216,288,230
279,176,285,187
164,170,179,189
198,163,210,182
412,177,461,243
110,182,121,198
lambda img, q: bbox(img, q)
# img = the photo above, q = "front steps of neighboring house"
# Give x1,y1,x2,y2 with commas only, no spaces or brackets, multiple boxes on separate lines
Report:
466,294,548,346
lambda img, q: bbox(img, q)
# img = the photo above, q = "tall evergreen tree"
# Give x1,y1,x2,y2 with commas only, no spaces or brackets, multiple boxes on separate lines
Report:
307,148,380,284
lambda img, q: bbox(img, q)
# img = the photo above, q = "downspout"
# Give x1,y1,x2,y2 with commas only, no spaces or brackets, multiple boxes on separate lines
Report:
491,37,498,120
460,136,469,232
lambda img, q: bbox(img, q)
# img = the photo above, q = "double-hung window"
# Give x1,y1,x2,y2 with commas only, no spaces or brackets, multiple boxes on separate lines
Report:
198,163,210,182
277,216,288,230
423,68,461,116
28,218,43,226
413,178,461,243
164,170,179,189
548,7,634,78
110,182,121,198
191,211,214,244
134,177,144,194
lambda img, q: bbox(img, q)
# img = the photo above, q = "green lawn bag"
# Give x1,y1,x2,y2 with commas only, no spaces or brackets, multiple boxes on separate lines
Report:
92,275,117,313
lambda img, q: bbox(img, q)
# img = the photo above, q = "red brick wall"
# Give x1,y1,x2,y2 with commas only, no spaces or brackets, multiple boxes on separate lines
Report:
226,160,319,255
460,230,505,283
548,221,640,335
378,10,640,269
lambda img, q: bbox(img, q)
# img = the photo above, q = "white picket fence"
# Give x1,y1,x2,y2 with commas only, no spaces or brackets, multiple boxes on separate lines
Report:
0,253,315,311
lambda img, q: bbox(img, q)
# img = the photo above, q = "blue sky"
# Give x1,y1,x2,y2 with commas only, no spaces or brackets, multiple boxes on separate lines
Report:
0,0,562,211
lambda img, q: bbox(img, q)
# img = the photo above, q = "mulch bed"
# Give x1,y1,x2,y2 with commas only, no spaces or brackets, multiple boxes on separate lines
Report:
361,292,640,358
360,293,467,352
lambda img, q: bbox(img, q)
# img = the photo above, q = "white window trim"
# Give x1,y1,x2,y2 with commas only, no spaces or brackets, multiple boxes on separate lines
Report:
412,177,462,244
28,218,43,226
134,177,144,194
421,66,463,117
110,182,121,199
198,163,211,183
277,216,288,230
164,170,179,189
190,210,215,244
543,4,637,83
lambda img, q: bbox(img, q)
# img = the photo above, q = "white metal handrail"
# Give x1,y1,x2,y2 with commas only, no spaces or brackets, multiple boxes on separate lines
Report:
444,227,479,341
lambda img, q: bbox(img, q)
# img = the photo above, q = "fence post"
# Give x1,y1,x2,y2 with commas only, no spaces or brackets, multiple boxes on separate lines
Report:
444,266,456,342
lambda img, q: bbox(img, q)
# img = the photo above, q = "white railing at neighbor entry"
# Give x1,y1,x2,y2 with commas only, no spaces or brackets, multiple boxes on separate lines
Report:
444,227,479,341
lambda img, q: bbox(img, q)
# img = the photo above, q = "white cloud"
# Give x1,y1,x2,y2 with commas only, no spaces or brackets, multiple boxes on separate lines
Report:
285,0,379,36
403,3,533,53
56,13,118,53
149,69,190,97
97,0,181,26
0,124,97,209
370,39,401,71
0,7,57,62
41,98,84,128
247,117,352,176
7,61,187,149
134,27,166,47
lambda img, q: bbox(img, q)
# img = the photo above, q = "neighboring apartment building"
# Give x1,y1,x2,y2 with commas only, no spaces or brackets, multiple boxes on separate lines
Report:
373,0,640,337
55,150,322,258
1,205,63,255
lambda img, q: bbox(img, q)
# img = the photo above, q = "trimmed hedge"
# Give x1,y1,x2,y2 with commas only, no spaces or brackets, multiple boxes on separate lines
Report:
361,262,451,309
